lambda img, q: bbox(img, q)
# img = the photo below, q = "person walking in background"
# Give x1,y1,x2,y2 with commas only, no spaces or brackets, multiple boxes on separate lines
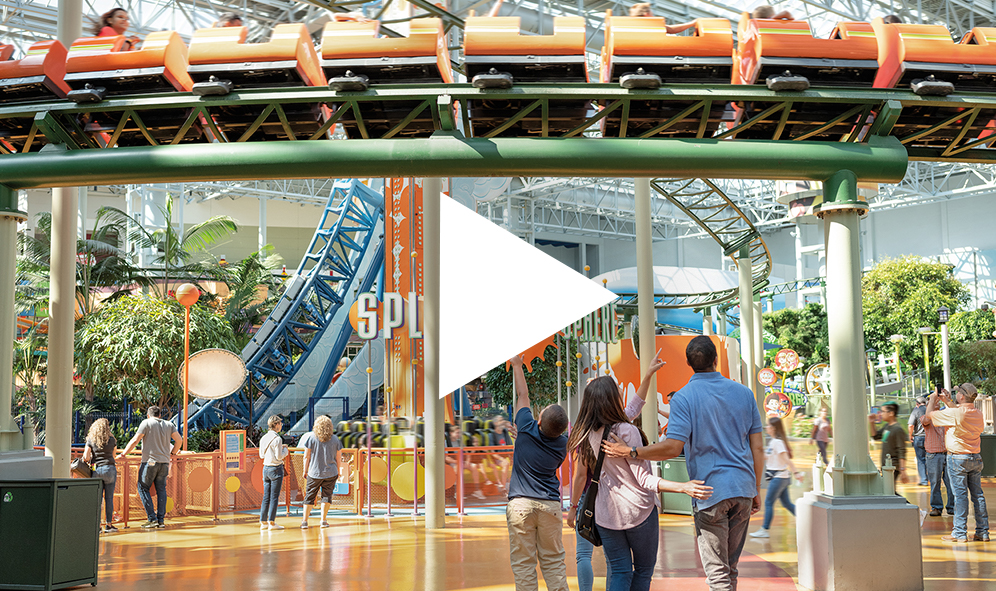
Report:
750,418,800,539
909,396,930,485
506,354,570,591
117,406,182,529
93,7,141,50
84,418,118,533
869,402,908,486
926,385,989,542
920,394,954,517
566,355,712,591
811,406,832,465
300,415,343,529
259,415,289,530
603,336,764,591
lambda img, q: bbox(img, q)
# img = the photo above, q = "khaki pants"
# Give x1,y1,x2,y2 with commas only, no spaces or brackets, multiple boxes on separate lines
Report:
693,497,753,591
506,497,568,591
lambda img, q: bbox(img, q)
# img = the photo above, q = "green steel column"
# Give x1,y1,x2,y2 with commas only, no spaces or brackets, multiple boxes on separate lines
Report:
422,177,445,529
0,186,26,448
703,307,714,336
635,178,658,443
738,247,759,411
817,170,882,495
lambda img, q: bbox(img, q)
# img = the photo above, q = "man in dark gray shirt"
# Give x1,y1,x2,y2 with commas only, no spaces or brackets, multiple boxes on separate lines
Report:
118,406,182,528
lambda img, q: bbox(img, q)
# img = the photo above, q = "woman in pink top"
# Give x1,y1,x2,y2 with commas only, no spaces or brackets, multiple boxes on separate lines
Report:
93,7,140,51
566,356,711,591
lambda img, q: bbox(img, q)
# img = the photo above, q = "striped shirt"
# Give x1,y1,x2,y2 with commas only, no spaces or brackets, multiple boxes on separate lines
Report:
923,423,947,454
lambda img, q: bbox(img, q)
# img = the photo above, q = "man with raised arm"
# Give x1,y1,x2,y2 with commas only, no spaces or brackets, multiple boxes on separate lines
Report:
505,354,570,591
603,336,764,591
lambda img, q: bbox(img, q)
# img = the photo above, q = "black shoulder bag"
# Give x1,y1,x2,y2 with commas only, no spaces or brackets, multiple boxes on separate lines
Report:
576,425,612,546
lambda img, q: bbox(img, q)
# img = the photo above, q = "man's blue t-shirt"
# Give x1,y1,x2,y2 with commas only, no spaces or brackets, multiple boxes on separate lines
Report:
507,407,567,501
667,372,763,510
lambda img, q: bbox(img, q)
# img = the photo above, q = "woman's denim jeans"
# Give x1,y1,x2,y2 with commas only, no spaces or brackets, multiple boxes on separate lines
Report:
762,476,795,530
93,464,117,523
596,507,658,591
260,465,284,523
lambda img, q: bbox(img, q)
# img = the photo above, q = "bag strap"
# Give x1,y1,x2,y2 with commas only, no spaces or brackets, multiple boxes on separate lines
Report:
590,425,613,485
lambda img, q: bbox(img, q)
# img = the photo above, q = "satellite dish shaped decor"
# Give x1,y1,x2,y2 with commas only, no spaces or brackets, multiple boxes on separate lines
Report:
178,348,248,400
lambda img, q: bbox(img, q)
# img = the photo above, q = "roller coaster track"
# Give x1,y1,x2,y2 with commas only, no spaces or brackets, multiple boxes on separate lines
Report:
612,178,771,311
188,179,384,428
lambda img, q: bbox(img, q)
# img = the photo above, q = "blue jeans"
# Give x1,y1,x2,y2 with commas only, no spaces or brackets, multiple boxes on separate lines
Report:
596,506,658,591
575,528,610,591
925,452,953,513
912,436,927,484
762,476,795,530
137,462,169,523
93,464,117,523
947,454,989,539
260,465,284,523
815,440,828,465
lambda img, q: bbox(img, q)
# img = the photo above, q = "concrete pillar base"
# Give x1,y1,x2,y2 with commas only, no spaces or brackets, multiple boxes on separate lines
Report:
797,492,923,591
0,449,53,479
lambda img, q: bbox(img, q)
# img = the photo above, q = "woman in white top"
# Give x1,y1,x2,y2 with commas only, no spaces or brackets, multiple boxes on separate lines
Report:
259,415,290,530
750,417,800,538
566,356,712,591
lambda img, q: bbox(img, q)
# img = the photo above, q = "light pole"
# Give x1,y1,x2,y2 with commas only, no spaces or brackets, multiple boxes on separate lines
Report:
176,283,201,451
888,334,906,381
938,306,951,392
917,327,934,387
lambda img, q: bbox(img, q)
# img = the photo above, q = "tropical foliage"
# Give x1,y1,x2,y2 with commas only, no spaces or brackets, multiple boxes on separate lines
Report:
487,345,571,411
762,302,830,373
75,295,238,410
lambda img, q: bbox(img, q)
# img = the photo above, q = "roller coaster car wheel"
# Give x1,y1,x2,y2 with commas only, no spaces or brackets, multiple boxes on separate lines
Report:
620,68,662,90
67,84,106,103
911,75,954,96
766,70,810,92
330,71,370,92
472,68,514,89
192,76,233,96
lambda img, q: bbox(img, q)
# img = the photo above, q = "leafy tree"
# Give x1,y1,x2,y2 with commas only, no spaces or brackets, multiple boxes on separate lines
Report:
12,326,47,442
95,199,238,299
486,345,567,411
947,308,996,343
211,247,283,349
950,341,996,396
76,295,238,409
862,255,969,369
762,302,829,373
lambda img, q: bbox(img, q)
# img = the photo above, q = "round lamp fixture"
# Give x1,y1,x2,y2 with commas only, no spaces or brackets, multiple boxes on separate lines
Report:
175,283,201,307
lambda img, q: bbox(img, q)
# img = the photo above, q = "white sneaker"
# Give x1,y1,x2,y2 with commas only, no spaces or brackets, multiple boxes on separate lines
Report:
260,522,268,530
268,524,284,530
471,490,485,500
749,528,769,539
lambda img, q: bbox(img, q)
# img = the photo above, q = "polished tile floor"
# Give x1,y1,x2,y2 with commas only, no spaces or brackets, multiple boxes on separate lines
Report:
94,442,995,591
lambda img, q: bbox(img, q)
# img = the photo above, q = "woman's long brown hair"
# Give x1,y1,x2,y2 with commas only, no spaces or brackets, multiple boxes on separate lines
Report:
768,417,793,459
566,376,648,471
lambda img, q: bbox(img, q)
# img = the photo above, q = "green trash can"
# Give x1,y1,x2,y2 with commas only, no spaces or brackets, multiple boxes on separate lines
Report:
0,478,101,591
660,456,693,515
981,434,996,478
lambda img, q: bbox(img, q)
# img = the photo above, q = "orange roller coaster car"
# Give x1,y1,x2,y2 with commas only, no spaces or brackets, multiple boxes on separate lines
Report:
602,16,732,85
320,18,452,139
65,31,193,95
463,16,590,137
735,15,879,87
321,17,452,84
872,20,996,91
187,24,327,141
0,41,70,103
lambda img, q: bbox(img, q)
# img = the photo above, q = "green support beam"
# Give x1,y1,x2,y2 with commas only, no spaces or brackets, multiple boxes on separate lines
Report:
0,135,908,190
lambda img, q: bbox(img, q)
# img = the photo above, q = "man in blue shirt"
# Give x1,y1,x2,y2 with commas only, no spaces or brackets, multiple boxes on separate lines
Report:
506,354,569,591
604,336,764,591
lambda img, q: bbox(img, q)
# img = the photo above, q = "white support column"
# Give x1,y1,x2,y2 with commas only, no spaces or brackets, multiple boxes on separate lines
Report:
738,246,759,412
941,323,951,392
77,186,87,240
0,187,25,443
422,177,445,529
753,299,764,371
258,198,267,252
47,187,77,478
635,178,658,442
795,223,805,309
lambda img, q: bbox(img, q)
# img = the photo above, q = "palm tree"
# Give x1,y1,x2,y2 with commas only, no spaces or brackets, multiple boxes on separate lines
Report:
96,197,238,299
213,246,284,349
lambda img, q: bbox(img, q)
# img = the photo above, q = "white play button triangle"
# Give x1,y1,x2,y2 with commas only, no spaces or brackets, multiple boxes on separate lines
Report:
439,195,618,397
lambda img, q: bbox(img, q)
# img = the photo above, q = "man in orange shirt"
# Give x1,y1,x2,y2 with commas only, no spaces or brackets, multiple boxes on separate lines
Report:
926,384,989,542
